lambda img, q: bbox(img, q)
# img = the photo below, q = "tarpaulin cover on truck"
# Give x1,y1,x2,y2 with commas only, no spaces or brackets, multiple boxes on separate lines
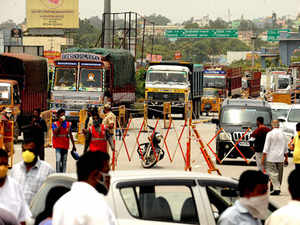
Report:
64,48,135,88
0,53,48,91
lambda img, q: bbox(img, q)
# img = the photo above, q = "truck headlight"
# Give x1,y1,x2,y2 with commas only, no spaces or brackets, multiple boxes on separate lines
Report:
219,132,232,141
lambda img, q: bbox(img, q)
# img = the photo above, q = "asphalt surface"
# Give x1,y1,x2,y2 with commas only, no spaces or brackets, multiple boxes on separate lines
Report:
11,117,293,207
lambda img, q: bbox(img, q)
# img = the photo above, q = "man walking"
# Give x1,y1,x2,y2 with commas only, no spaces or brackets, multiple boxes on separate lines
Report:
0,149,31,224
32,108,48,160
10,140,54,205
250,117,271,171
52,108,76,172
52,151,116,225
265,169,300,224
218,170,269,225
262,120,288,196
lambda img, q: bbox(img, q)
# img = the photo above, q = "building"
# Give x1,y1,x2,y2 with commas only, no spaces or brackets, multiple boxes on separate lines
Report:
238,31,254,47
23,36,73,52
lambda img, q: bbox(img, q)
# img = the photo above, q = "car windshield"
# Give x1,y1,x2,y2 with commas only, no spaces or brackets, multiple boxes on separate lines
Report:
79,68,102,91
278,78,289,89
272,108,289,119
147,71,187,83
54,68,77,91
0,84,11,105
221,108,271,125
287,109,300,122
203,75,226,88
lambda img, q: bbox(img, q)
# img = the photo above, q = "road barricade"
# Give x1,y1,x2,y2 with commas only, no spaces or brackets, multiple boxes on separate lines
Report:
0,121,14,167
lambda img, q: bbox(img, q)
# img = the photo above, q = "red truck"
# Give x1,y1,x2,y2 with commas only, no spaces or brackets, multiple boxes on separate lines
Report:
0,53,48,139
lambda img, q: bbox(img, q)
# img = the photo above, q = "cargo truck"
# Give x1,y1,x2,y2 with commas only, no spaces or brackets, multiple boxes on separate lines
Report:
50,48,136,130
0,53,48,140
145,62,203,119
201,66,242,115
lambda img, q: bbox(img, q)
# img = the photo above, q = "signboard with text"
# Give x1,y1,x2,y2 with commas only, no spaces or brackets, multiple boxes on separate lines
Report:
267,29,290,42
165,29,238,38
26,0,79,29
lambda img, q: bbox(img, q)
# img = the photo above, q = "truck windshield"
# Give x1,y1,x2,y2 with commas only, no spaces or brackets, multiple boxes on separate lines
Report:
203,75,226,88
54,68,77,90
79,68,102,91
221,108,271,125
287,109,300,122
0,84,11,105
203,89,219,97
278,78,289,89
147,71,187,83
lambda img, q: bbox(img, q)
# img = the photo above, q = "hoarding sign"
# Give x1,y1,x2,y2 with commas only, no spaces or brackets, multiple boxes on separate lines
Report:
146,54,162,62
26,0,79,29
61,52,101,60
267,29,290,42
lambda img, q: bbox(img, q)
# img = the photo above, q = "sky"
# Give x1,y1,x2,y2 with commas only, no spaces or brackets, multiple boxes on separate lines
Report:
1,0,300,24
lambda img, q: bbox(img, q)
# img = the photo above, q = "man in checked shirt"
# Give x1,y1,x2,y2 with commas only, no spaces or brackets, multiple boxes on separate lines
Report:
10,132,54,205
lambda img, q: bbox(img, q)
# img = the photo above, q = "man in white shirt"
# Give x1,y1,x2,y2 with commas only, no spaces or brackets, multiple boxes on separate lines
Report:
262,120,288,195
52,151,116,225
0,149,31,225
265,169,300,224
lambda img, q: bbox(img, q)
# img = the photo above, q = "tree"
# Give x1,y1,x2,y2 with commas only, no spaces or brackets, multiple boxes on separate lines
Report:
145,14,171,25
0,20,16,30
88,16,102,30
209,18,229,29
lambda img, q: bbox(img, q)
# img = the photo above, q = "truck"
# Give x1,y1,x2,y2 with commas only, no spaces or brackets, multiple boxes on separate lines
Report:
145,62,203,119
50,48,136,130
0,53,48,140
201,66,242,115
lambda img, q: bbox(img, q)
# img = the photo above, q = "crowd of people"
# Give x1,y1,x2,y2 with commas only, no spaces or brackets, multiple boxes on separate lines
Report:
0,105,300,224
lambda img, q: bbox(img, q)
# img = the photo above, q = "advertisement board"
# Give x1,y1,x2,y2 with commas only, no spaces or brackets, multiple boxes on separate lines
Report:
26,0,79,29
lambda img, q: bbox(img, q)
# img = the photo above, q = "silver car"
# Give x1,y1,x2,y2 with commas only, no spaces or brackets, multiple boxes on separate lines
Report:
30,170,277,225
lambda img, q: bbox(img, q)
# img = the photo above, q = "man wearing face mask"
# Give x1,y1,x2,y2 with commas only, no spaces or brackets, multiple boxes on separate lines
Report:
52,108,76,172
10,140,54,205
0,149,31,225
218,170,269,225
52,151,116,225
84,111,111,153
31,108,48,160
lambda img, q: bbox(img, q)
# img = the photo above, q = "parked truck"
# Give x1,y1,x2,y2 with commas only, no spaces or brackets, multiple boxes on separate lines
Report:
201,66,242,115
0,53,48,139
145,62,203,119
50,48,136,130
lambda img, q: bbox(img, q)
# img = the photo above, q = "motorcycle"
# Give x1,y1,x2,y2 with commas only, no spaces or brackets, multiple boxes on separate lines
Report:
137,125,165,168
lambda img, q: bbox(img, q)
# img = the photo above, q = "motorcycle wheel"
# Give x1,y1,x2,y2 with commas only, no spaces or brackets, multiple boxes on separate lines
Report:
141,150,158,168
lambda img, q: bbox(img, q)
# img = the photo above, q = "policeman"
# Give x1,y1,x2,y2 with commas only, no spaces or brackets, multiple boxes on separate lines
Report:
102,104,116,151
84,111,109,153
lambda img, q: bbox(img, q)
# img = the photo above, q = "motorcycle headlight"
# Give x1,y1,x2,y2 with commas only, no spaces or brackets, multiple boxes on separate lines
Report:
219,132,232,141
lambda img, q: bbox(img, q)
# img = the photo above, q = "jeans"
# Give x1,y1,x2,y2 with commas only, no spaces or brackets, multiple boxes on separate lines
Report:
55,148,68,173
265,161,283,191
255,152,263,172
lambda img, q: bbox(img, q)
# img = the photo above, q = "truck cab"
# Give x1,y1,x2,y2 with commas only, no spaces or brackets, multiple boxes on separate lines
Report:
145,63,191,118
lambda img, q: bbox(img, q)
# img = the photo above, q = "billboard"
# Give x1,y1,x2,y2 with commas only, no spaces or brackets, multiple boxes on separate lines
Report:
26,0,79,29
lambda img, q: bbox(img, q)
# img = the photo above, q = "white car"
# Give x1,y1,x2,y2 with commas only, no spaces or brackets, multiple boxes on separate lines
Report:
280,104,300,140
269,102,290,120
30,170,278,225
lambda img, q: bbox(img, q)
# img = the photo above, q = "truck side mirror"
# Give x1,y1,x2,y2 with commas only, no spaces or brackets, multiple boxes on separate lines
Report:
211,118,219,125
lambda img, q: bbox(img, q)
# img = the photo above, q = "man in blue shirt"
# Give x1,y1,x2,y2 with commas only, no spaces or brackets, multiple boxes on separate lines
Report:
218,170,269,225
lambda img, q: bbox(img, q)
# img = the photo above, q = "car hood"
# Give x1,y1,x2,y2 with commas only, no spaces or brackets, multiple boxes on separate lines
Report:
220,124,258,134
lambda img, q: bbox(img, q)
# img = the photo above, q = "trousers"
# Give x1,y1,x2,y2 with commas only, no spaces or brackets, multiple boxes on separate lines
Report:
265,161,283,191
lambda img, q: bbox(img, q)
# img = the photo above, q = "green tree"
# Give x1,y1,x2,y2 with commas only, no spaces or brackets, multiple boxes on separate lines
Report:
145,14,171,25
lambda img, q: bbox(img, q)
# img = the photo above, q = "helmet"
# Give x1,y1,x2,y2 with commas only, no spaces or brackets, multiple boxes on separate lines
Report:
71,150,80,160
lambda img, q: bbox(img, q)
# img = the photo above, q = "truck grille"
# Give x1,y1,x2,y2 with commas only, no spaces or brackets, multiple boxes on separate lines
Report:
148,92,184,101
232,132,251,142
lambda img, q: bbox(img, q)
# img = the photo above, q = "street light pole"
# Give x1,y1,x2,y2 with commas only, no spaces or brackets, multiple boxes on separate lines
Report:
104,0,111,48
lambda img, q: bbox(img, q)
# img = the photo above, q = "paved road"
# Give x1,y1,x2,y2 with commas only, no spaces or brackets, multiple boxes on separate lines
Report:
11,118,293,207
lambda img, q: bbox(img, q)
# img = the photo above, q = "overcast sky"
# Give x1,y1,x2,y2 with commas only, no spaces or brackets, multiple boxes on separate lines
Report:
1,0,300,24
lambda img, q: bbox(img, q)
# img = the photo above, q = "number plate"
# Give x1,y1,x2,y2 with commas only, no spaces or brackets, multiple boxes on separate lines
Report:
239,141,250,147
